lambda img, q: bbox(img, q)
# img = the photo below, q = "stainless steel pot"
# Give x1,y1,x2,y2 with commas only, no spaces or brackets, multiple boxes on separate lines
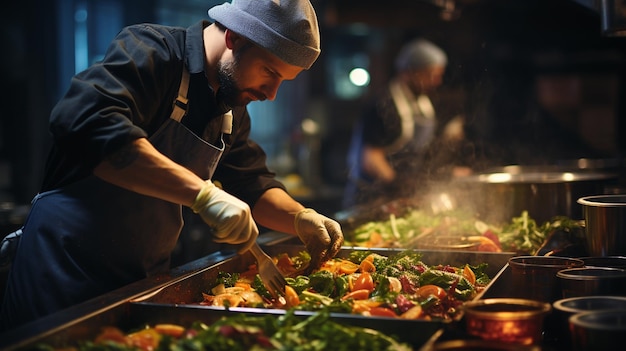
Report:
569,310,626,351
578,194,626,256
450,168,618,224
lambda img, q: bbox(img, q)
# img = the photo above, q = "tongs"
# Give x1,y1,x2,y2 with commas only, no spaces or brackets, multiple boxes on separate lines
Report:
249,242,288,299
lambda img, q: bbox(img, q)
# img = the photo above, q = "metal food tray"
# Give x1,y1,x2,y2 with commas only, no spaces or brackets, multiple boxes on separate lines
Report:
135,244,512,304
0,250,237,351
129,245,514,348
0,243,513,350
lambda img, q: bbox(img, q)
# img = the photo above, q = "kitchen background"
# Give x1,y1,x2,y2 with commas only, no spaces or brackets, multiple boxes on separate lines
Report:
1,0,625,264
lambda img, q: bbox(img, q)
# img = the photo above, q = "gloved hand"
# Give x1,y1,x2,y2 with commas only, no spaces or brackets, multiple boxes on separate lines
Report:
191,180,258,253
294,208,344,270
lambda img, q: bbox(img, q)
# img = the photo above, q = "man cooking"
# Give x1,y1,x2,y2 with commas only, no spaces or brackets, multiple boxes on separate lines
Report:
0,0,343,330
343,38,469,209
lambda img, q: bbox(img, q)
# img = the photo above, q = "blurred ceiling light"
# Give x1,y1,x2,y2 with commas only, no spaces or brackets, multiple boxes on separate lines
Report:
349,67,370,87
301,118,320,136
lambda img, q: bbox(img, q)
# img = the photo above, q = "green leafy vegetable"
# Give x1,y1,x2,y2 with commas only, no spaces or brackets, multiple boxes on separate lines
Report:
308,270,336,296
418,270,475,300
469,263,491,286
291,251,312,270
216,271,240,288
347,208,479,246
334,275,350,297
252,274,272,299
285,275,310,295
498,211,546,254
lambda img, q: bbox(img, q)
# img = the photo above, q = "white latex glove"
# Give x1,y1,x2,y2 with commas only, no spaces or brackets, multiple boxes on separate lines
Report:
294,208,344,269
191,180,258,253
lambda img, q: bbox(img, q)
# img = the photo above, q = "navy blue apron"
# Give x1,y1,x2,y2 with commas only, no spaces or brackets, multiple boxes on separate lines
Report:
0,68,229,328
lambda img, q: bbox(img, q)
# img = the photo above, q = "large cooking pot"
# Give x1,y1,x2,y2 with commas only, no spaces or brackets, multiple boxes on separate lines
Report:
450,166,619,224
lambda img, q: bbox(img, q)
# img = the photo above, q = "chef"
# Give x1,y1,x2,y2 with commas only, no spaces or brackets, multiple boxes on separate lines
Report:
343,38,464,209
0,0,343,330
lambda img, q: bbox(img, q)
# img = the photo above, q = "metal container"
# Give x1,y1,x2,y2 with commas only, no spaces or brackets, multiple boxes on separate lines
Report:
0,244,514,350
578,194,626,256
131,245,513,348
556,267,626,298
0,250,236,351
554,296,626,315
552,296,626,350
462,298,551,345
131,245,512,346
569,310,626,351
452,168,617,224
507,256,585,303
579,255,626,269
423,339,543,350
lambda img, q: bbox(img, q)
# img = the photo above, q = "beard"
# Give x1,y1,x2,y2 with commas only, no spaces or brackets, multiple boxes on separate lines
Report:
216,59,244,108
216,44,267,107
218,51,268,108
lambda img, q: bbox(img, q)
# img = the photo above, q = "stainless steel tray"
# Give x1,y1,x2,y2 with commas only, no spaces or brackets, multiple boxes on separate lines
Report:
0,233,292,350
0,250,235,351
129,245,514,347
0,244,513,350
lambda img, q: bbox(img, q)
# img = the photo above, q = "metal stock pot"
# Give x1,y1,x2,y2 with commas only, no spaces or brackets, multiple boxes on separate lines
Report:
450,166,618,224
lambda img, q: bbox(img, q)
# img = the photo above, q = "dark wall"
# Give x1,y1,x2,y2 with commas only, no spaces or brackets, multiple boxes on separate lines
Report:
321,0,626,177
0,0,159,208
1,0,625,209
0,0,57,205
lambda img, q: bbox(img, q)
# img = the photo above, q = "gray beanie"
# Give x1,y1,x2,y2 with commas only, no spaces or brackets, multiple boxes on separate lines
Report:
208,0,321,70
394,38,448,72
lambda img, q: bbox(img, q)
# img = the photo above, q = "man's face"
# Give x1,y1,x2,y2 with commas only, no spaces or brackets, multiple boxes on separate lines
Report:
216,41,304,107
405,65,446,95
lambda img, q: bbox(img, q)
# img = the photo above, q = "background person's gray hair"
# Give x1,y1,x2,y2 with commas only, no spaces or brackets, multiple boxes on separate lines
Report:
208,0,321,69
394,38,448,72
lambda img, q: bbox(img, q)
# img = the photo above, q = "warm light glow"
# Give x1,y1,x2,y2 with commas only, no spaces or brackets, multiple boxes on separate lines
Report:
482,173,512,183
349,68,370,87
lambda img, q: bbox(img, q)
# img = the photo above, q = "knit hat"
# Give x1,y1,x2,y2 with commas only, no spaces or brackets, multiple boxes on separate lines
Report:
394,38,448,72
208,0,321,69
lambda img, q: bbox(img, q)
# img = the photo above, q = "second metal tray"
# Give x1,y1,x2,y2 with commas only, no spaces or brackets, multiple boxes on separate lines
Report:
130,245,514,347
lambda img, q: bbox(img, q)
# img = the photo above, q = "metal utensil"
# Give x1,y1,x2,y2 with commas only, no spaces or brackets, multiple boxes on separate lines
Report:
249,242,287,298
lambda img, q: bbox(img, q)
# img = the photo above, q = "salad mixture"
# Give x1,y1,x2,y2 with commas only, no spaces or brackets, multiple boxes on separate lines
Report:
32,309,413,351
346,208,501,252
346,210,578,255
201,250,491,322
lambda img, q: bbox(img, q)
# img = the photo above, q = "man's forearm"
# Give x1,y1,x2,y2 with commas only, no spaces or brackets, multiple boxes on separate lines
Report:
252,188,305,234
93,138,205,207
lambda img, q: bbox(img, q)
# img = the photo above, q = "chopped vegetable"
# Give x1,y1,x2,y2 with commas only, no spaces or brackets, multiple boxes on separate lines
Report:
201,250,491,322
347,208,480,248
498,211,546,254
348,208,577,255
215,271,240,288
38,309,413,351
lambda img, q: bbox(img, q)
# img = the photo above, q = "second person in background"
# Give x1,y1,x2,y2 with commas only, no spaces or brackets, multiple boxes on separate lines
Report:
343,38,469,209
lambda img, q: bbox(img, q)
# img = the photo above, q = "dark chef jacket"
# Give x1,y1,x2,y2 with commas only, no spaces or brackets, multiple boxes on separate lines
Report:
42,20,284,205
343,84,435,209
